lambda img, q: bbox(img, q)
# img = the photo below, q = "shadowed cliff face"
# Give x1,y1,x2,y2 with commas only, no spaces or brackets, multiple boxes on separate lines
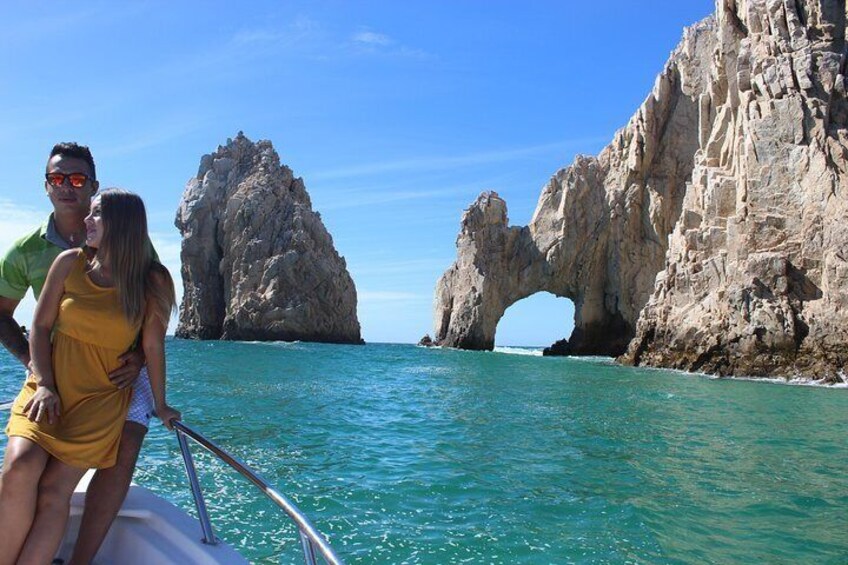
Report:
434,17,715,355
175,133,362,344
434,0,848,381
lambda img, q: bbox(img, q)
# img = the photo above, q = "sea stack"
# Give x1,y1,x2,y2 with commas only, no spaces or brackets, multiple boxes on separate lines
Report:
433,1,848,381
175,132,362,344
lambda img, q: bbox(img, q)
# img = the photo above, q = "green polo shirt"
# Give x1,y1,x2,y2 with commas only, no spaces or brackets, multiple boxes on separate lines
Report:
0,214,159,301
0,216,68,301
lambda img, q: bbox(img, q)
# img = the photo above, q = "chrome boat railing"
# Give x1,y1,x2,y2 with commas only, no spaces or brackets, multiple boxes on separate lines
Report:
172,420,344,565
0,399,344,565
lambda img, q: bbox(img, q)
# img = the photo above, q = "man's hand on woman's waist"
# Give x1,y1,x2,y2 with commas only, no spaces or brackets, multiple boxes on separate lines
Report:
109,347,146,389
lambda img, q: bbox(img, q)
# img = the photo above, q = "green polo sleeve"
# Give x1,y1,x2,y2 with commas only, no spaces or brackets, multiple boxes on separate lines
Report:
0,244,29,300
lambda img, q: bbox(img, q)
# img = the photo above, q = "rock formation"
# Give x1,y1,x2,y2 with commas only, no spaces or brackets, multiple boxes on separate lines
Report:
433,1,848,381
624,0,848,379
175,133,362,344
434,16,715,356
417,334,436,347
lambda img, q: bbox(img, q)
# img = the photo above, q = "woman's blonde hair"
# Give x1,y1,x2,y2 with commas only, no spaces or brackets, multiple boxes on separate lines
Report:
96,189,175,325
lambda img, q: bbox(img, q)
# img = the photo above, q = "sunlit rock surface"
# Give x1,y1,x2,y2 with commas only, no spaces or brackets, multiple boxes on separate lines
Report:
434,1,848,382
175,132,362,344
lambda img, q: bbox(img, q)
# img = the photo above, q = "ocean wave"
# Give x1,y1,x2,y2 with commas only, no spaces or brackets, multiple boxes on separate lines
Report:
730,374,848,389
242,340,303,347
492,346,543,357
567,355,616,364
646,365,848,389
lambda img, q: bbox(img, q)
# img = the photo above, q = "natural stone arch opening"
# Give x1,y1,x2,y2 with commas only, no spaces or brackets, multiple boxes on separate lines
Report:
432,192,644,356
494,292,575,348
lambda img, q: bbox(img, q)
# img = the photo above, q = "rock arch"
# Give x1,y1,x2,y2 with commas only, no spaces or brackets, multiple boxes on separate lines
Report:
433,18,713,356
435,1,848,381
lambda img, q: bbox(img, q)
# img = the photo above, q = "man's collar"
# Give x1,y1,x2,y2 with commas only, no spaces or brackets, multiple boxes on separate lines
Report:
41,213,75,250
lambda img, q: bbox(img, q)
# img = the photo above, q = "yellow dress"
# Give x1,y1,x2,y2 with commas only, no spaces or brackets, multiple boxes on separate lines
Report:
6,250,142,468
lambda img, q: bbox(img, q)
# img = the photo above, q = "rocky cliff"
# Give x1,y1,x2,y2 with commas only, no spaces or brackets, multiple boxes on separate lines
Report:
175,133,362,344
433,0,848,381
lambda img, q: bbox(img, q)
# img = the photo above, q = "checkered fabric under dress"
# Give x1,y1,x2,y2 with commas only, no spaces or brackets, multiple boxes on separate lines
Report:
127,367,155,427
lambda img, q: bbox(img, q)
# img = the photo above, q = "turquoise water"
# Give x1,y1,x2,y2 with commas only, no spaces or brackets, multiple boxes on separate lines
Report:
1,340,847,564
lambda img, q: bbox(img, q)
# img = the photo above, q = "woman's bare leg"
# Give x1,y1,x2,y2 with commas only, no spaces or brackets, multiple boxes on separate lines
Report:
0,437,50,565
69,421,147,565
15,457,87,565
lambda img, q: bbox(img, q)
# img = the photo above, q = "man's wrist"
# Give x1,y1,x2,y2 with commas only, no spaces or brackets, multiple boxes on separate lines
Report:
0,313,31,366
32,368,55,389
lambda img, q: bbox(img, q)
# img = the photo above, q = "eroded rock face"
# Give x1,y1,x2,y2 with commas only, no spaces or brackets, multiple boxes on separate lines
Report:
434,192,545,350
434,17,716,355
175,132,362,344
434,1,848,381
623,0,848,380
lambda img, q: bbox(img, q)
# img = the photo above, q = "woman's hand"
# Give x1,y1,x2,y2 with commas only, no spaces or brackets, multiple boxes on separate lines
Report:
156,404,181,430
24,385,61,424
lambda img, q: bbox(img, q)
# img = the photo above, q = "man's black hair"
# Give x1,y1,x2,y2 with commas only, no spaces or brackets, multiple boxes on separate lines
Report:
48,142,96,180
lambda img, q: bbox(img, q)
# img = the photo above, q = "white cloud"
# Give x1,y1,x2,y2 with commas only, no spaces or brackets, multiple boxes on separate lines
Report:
232,15,319,47
310,137,607,181
349,28,429,59
310,170,520,213
0,200,46,252
352,31,393,46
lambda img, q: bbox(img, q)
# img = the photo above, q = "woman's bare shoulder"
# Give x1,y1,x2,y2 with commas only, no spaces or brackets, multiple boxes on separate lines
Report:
56,247,82,261
39,248,82,295
52,248,83,272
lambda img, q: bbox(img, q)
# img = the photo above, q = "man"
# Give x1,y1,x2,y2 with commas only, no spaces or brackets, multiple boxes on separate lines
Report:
0,142,156,564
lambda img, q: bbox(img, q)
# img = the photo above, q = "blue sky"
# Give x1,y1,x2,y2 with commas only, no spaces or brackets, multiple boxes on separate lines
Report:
0,1,714,346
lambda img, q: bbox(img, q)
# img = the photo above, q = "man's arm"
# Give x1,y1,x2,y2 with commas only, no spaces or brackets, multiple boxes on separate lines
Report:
0,296,30,369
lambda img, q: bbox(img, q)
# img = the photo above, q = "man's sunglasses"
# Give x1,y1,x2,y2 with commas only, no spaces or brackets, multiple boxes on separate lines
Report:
45,172,91,189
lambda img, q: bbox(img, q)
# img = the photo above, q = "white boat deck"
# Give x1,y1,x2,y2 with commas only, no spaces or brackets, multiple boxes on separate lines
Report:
56,471,247,564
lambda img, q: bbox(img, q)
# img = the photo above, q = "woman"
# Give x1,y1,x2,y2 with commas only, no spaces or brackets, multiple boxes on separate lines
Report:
0,189,180,564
